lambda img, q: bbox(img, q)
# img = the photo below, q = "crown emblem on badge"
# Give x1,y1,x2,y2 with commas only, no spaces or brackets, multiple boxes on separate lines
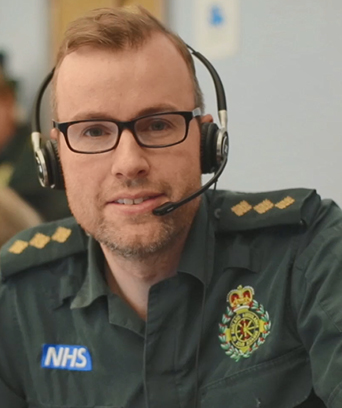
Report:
219,285,271,362
228,285,254,312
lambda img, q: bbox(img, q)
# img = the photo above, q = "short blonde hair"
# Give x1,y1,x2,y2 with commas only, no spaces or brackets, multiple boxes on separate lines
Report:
52,6,204,114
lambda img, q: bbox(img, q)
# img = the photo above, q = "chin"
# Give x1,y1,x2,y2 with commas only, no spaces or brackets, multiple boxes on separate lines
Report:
96,222,182,260
94,201,198,260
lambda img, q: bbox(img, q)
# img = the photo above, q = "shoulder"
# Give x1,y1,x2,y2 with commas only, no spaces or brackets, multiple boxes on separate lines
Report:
0,216,88,282
209,188,335,232
208,188,342,282
209,187,342,269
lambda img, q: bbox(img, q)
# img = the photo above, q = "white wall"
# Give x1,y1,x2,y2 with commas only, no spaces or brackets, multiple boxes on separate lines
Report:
169,0,342,205
0,0,49,115
1,0,342,204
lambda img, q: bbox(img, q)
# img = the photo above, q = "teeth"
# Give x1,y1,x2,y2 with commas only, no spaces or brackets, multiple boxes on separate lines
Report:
116,197,149,205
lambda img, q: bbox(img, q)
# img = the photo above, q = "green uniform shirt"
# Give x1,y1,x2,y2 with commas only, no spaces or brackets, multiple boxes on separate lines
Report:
0,188,342,408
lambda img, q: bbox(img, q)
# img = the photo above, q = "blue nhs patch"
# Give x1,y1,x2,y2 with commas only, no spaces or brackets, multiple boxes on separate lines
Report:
41,344,92,371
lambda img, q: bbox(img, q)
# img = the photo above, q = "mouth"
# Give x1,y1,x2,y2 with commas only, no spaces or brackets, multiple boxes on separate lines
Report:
107,193,166,214
114,196,155,205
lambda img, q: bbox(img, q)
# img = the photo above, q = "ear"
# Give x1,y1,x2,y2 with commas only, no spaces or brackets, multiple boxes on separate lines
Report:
200,114,220,174
50,128,58,141
201,114,214,124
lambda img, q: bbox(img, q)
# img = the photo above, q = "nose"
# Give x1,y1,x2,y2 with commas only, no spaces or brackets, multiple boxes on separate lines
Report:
110,129,150,180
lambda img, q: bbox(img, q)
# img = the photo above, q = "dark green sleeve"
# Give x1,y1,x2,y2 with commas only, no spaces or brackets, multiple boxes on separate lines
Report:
292,203,342,407
0,279,27,407
0,379,26,408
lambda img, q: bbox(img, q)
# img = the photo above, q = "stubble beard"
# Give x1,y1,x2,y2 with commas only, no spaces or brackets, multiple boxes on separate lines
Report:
95,211,187,261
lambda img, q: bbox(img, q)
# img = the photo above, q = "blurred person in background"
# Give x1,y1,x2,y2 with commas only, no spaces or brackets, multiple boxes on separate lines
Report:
0,66,70,221
0,186,42,247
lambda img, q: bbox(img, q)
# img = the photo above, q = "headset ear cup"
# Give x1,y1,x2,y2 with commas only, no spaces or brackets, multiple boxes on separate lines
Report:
200,122,219,174
41,140,64,189
48,141,64,189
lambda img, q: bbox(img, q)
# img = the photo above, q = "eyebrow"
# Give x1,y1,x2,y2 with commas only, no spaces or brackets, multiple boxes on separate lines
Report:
68,104,180,122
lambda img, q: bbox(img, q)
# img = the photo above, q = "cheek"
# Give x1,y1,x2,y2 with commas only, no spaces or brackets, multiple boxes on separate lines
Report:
175,136,201,172
164,145,201,190
59,147,106,198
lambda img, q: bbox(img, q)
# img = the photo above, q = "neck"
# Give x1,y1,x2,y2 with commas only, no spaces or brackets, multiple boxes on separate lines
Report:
101,232,188,320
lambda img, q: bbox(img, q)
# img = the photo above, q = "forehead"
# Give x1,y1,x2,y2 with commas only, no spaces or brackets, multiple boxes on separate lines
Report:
54,34,195,121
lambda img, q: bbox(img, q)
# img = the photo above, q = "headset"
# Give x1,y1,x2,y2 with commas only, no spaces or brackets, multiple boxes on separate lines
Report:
31,44,229,216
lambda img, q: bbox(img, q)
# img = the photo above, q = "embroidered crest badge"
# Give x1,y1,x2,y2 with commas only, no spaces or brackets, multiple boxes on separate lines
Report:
218,285,271,362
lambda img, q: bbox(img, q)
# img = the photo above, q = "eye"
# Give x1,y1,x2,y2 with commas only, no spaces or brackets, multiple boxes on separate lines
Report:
149,119,171,132
140,118,174,134
83,124,111,138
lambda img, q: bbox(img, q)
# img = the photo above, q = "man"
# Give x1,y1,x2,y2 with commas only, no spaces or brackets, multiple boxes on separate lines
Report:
0,67,70,221
0,6,341,408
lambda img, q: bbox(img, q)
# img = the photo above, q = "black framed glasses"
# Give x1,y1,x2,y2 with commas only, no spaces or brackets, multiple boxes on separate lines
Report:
53,107,202,154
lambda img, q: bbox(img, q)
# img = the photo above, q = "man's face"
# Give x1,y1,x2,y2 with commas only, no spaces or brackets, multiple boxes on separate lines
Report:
53,34,207,259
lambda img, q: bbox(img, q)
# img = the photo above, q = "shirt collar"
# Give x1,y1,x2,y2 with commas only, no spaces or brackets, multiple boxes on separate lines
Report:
177,194,215,286
71,237,108,309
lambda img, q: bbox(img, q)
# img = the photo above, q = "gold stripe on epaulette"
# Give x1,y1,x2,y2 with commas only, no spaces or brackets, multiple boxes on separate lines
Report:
275,196,295,209
52,227,72,243
231,200,253,217
29,233,51,249
254,199,274,214
230,195,296,218
7,226,72,255
8,240,29,254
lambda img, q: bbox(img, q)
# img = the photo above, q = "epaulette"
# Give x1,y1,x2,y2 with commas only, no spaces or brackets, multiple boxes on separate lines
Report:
212,188,321,232
0,217,88,281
